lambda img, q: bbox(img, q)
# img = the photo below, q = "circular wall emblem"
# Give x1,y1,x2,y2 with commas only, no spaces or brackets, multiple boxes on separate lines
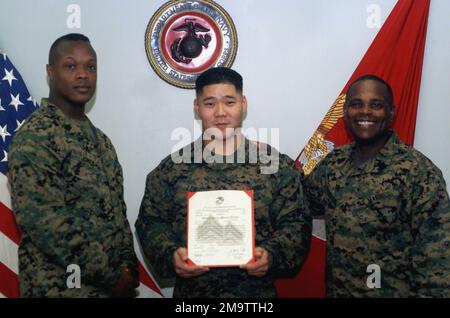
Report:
145,0,238,89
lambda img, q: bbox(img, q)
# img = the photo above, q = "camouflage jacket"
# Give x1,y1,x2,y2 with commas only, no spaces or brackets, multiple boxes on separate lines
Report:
7,99,137,297
136,139,311,298
304,132,450,297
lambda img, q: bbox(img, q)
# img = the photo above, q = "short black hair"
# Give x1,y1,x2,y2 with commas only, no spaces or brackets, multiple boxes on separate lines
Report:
345,74,394,110
48,33,91,65
195,67,243,96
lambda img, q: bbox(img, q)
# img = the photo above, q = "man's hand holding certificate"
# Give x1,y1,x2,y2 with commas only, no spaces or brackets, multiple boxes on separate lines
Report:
172,248,209,278
240,247,272,277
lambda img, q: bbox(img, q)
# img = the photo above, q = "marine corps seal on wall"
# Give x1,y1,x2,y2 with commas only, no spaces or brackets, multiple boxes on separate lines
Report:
145,0,238,89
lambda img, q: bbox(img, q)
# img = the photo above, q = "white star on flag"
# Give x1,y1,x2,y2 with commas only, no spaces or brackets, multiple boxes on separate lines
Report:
27,95,38,108
1,150,7,163
15,119,25,132
0,124,11,142
9,93,24,111
2,68,17,86
0,99,5,111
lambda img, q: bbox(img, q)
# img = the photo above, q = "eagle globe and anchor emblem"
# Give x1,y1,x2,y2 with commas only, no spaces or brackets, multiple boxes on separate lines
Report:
215,196,224,205
170,19,212,64
145,0,238,89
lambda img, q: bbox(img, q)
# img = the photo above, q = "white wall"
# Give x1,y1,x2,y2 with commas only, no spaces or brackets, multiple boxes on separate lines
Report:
1,0,449,232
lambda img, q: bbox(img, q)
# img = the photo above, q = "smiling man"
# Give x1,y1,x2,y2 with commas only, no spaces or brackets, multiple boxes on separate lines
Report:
7,33,138,297
136,67,311,297
304,75,450,297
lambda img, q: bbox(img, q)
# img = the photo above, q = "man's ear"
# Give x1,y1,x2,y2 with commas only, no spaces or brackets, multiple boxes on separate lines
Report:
242,95,248,114
46,64,54,84
389,105,396,124
194,98,200,120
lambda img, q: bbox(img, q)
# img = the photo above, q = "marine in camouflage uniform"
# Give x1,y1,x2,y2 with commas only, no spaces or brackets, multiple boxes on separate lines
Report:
136,139,311,297
305,132,450,297
8,99,138,297
136,67,311,298
304,75,450,297
7,34,137,297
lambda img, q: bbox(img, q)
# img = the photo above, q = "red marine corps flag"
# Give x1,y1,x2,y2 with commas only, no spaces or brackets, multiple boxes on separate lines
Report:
275,0,431,297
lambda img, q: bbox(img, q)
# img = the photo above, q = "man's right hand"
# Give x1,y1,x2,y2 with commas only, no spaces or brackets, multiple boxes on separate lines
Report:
110,267,137,298
172,248,209,278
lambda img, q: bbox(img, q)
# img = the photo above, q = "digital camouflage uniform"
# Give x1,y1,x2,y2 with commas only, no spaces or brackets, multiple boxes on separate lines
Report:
304,132,450,297
7,99,138,297
136,139,311,298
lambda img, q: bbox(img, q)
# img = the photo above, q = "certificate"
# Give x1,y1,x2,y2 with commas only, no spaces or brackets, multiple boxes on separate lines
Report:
187,190,255,267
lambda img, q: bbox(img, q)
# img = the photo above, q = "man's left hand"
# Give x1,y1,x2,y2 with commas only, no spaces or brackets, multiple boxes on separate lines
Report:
240,247,271,277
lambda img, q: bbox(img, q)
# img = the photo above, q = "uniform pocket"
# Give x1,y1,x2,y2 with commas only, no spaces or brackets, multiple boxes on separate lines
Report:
366,192,400,225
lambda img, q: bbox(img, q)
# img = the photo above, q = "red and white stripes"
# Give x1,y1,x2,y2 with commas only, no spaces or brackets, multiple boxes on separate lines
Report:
0,173,20,298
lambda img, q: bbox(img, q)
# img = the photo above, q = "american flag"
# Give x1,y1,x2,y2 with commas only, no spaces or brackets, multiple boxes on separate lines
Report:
0,51,163,298
0,51,39,298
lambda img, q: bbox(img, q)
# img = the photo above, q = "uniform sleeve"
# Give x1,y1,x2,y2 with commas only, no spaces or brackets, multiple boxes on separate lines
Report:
116,193,139,280
410,159,450,297
260,156,312,273
303,160,328,218
7,135,121,290
105,137,138,280
135,161,179,278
